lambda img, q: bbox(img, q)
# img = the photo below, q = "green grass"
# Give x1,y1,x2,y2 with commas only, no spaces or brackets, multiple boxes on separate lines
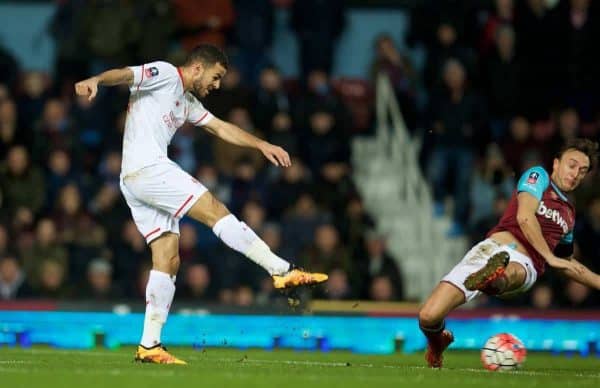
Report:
1,346,599,388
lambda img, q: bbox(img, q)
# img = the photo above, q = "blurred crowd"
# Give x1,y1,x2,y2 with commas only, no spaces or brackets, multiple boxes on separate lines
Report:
0,0,599,309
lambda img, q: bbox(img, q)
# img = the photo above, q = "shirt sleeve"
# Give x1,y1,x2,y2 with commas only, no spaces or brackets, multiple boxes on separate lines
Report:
559,230,574,244
517,166,550,200
128,61,177,93
186,94,214,126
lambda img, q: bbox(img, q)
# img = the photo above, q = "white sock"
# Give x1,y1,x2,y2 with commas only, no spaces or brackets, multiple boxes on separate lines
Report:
140,270,175,348
212,214,290,275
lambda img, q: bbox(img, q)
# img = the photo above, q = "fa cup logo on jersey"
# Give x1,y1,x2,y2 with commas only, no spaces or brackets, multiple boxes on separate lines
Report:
527,171,539,184
536,201,569,233
145,67,159,78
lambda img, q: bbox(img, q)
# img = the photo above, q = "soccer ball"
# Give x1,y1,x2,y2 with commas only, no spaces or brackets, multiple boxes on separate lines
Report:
480,333,527,371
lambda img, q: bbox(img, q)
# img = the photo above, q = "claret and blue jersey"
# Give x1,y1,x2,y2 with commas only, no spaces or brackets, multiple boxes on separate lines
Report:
488,166,576,274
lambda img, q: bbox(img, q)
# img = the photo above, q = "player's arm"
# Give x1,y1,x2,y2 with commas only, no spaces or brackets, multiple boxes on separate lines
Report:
202,117,291,167
516,193,583,274
556,256,600,289
75,68,134,101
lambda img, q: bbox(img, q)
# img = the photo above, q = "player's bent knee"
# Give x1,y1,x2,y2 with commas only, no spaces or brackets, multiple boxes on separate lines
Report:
505,262,527,290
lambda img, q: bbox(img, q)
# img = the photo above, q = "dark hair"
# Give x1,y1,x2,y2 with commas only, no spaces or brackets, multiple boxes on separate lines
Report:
184,44,228,69
557,138,599,171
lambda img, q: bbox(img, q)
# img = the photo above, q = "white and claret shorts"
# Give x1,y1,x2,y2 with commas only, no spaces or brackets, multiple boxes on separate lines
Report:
442,238,538,302
120,160,208,244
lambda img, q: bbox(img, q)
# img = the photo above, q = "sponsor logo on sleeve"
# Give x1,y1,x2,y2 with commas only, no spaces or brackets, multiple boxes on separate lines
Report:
145,66,159,78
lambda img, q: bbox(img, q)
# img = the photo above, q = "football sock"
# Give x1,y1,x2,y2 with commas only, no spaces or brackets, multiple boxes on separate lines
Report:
212,214,290,276
140,270,175,348
419,320,445,343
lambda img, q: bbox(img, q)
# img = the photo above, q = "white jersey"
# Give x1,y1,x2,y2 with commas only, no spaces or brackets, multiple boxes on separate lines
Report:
122,61,213,177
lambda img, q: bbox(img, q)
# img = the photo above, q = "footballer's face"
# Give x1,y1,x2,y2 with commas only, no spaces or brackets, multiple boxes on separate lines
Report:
192,62,226,98
552,149,590,192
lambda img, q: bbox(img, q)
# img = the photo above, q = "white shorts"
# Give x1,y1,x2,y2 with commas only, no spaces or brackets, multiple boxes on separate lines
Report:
442,238,538,302
120,160,208,244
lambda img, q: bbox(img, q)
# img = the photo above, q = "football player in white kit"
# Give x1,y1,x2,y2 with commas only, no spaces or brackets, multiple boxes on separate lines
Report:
75,44,328,364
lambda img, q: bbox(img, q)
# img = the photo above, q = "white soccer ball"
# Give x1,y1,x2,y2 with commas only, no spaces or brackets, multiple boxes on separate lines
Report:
480,333,527,371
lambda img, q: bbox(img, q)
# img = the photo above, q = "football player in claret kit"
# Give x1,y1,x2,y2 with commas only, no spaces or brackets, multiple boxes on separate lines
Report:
418,138,600,368
75,44,327,364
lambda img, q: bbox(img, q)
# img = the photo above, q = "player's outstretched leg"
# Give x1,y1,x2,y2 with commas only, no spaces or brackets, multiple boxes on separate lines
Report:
271,264,328,289
418,282,465,368
423,326,454,369
211,213,328,289
187,192,328,289
463,251,509,292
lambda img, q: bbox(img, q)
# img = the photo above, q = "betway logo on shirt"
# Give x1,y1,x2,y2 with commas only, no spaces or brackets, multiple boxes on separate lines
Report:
536,201,569,233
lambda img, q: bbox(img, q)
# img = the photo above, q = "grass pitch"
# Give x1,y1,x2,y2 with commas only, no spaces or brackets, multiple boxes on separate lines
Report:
1,346,599,388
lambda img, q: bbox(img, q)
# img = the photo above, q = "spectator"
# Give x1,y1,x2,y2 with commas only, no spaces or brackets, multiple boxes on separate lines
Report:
302,223,352,275
134,0,175,63
294,70,350,131
253,67,291,133
178,261,215,301
0,253,26,299
231,0,274,85
338,195,375,259
369,275,398,301
423,21,477,91
48,0,89,91
0,146,45,216
114,220,150,297
469,143,514,229
28,259,71,298
268,112,298,157
529,283,555,310
80,258,122,300
0,98,29,156
32,98,79,166
88,184,129,246
370,34,418,131
213,108,265,177
500,116,542,174
291,0,346,78
20,218,69,287
266,157,311,219
559,279,597,309
281,192,329,259
357,230,403,300
484,25,520,139
426,59,487,236
172,0,234,50
478,0,514,57
80,0,140,70
301,110,349,179
316,268,353,300
0,224,11,257
228,157,267,214
44,149,77,212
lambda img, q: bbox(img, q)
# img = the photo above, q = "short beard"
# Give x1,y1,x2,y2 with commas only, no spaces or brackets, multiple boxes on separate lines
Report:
190,89,203,100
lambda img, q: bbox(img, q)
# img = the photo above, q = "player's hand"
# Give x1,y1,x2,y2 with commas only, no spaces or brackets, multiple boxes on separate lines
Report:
258,141,291,167
75,77,99,101
547,256,584,275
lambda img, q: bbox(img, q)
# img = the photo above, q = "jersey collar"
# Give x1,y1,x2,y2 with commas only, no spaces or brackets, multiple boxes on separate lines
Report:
550,180,569,202
177,67,186,93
